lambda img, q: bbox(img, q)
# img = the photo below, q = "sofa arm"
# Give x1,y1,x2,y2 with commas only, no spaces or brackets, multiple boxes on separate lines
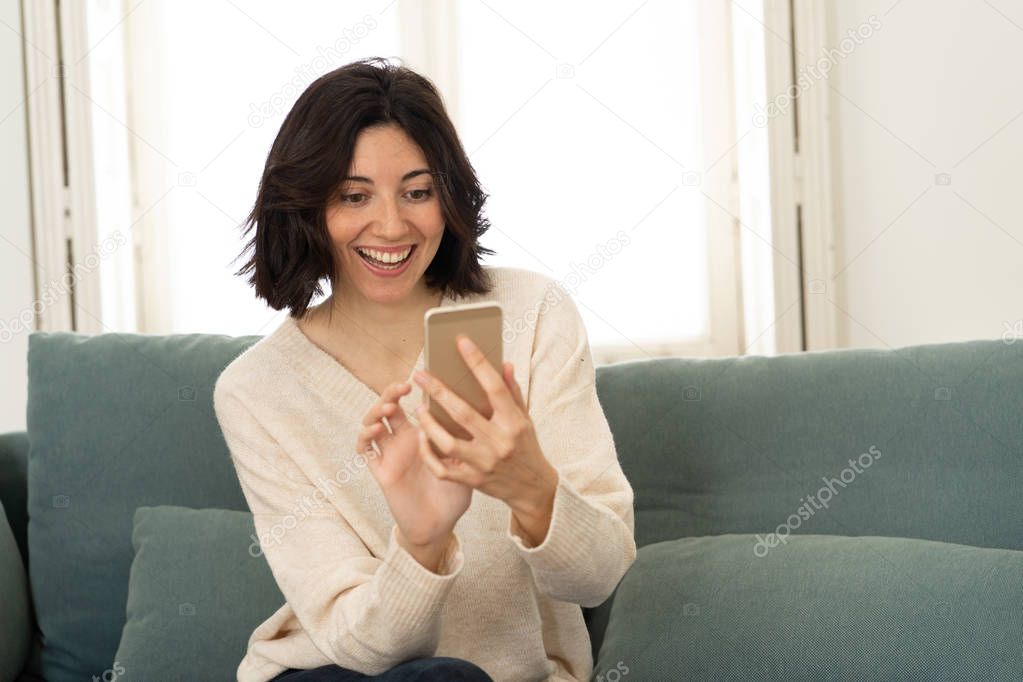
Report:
0,500,30,681
0,431,29,565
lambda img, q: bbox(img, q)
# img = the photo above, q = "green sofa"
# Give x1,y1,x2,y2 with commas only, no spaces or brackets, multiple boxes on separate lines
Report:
1,329,1021,681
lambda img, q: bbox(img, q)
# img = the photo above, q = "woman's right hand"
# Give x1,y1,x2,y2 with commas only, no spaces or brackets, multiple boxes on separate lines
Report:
356,382,472,568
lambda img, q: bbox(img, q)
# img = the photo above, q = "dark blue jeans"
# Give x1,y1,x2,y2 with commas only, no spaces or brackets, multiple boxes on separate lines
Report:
269,656,493,681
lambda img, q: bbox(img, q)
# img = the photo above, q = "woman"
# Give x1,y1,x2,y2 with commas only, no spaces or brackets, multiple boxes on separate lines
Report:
213,56,637,682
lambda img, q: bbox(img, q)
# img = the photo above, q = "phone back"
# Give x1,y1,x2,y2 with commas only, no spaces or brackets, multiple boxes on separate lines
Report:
424,302,503,441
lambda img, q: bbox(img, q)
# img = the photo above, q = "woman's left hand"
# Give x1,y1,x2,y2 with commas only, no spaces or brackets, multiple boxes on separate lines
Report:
413,334,558,545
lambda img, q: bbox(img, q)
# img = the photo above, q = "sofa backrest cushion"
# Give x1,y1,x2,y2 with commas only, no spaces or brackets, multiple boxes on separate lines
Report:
594,338,1023,552
26,330,259,681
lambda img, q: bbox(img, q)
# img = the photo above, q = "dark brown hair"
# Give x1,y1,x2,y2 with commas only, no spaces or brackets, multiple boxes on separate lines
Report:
232,56,495,318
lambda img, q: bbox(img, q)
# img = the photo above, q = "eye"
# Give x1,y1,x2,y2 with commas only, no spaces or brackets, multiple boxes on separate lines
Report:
341,193,367,205
406,188,433,201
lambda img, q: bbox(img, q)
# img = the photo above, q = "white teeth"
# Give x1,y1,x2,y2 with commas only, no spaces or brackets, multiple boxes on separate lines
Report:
356,246,412,264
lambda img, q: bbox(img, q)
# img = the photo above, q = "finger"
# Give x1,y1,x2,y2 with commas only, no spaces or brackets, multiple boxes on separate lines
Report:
503,362,526,411
418,428,474,485
454,334,518,417
379,405,401,435
356,421,378,453
417,371,506,470
361,398,387,427
416,404,491,474
361,383,412,428
415,370,493,440
380,381,412,406
383,382,414,431
355,421,384,456
364,438,383,474
415,403,461,459
417,428,449,479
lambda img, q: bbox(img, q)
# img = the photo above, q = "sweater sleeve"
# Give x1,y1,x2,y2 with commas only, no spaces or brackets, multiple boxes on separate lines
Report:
504,280,638,607
213,381,463,676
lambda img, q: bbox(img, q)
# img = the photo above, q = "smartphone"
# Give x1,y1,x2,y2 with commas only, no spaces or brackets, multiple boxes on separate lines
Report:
423,301,503,441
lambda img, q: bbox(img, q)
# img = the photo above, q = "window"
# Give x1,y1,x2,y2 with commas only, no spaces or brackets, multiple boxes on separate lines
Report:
78,0,769,360
118,0,400,336
454,1,727,358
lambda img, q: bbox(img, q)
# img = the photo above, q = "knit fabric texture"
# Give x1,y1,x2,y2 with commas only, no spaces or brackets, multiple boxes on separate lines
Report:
212,266,637,682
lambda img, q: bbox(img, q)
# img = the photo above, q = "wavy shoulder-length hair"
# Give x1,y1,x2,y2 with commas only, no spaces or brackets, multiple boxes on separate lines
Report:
233,56,495,318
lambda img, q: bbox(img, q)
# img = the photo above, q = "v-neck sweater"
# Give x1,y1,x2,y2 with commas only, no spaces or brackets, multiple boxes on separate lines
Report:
212,265,637,682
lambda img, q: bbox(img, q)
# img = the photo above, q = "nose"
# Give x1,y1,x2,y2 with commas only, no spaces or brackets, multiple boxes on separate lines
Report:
372,194,409,240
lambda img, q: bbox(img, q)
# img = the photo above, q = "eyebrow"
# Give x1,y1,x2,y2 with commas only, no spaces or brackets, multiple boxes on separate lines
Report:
342,169,433,184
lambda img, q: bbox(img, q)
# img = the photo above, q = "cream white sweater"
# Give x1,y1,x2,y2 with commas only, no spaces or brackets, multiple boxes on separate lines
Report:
212,265,637,682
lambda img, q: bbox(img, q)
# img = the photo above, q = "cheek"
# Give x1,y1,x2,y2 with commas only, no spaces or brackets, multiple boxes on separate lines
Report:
325,211,359,244
327,224,349,244
422,203,447,237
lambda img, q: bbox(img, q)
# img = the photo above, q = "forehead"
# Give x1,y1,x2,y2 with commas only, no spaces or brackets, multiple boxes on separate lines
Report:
349,124,429,173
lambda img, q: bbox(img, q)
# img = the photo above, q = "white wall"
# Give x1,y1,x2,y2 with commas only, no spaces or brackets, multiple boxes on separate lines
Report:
826,0,1023,349
0,0,35,433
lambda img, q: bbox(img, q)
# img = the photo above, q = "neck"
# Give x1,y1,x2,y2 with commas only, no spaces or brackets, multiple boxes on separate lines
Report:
318,279,444,347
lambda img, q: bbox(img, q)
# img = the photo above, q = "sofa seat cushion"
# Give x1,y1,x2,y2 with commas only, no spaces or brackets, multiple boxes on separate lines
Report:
596,534,1023,680
113,506,284,682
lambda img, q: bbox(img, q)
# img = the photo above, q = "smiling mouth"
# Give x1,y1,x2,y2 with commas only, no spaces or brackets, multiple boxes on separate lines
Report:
355,244,416,269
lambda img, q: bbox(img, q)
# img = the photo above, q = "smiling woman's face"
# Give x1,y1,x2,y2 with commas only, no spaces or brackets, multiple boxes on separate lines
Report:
326,123,446,306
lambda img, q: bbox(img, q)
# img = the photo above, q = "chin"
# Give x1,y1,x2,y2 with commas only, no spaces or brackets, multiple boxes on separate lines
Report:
357,278,419,303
